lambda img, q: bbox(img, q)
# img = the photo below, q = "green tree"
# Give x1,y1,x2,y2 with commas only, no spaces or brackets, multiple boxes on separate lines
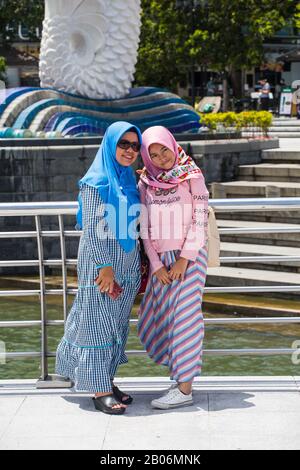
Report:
136,0,299,109
135,0,186,92
0,0,44,45
0,56,6,82
295,2,300,29
188,0,298,109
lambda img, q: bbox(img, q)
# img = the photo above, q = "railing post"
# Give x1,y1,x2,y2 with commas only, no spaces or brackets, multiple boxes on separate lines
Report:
36,213,73,389
58,215,68,324
35,215,48,381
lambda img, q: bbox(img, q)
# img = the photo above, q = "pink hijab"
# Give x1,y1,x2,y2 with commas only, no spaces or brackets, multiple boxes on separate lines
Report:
139,126,202,189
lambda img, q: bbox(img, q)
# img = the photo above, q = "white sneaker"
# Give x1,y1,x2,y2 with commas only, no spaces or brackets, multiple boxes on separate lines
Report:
151,386,193,410
162,382,177,395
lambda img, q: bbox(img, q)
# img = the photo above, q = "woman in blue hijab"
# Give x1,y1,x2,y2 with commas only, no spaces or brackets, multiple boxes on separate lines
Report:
55,122,142,415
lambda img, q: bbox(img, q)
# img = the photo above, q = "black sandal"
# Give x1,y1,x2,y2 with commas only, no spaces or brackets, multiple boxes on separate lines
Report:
112,385,133,405
92,394,126,415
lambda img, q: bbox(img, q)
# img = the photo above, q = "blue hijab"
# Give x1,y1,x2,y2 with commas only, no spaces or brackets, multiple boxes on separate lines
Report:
76,121,142,253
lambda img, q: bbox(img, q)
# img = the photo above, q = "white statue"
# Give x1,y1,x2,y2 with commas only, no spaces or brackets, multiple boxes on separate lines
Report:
39,0,141,99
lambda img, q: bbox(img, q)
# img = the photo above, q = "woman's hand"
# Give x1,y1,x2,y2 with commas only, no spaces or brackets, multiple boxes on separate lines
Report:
153,266,172,286
95,266,115,294
168,257,189,281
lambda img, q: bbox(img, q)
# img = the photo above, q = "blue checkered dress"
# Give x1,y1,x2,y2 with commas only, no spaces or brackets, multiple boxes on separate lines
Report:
55,184,141,393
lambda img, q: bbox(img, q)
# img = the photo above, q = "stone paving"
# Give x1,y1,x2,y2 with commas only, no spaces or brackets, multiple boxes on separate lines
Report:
0,377,299,450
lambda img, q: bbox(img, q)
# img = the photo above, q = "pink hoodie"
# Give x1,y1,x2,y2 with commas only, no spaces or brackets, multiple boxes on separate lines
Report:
139,176,209,274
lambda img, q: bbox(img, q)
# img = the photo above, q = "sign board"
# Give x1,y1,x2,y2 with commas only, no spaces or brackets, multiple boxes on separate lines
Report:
5,23,41,42
279,89,293,116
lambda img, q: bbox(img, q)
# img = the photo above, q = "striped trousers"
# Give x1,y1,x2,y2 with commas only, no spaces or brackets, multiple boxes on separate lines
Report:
138,246,208,383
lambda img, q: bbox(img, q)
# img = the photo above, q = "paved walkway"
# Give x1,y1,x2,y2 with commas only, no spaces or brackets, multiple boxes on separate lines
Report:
0,377,300,450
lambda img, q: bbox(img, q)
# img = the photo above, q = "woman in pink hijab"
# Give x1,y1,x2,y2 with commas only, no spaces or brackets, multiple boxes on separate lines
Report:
137,126,209,410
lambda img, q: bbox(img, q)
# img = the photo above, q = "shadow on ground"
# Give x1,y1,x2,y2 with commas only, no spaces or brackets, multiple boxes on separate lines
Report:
62,390,255,416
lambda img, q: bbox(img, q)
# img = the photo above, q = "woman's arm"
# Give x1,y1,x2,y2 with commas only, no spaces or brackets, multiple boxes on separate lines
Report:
180,175,209,262
81,183,112,269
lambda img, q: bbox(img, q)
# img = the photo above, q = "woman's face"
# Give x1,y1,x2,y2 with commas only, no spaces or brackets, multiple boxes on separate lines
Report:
116,131,140,167
148,143,176,170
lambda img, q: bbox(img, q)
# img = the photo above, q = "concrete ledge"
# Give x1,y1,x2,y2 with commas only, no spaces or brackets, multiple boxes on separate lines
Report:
0,132,242,147
182,138,279,154
207,265,300,285
1,376,299,394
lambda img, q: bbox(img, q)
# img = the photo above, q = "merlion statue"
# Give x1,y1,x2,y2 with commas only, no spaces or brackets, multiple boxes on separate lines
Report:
39,0,141,99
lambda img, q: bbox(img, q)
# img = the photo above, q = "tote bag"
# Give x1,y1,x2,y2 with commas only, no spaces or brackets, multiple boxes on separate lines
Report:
207,206,220,267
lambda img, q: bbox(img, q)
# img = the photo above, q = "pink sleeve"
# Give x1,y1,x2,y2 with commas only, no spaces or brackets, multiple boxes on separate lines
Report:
180,175,209,262
139,181,164,274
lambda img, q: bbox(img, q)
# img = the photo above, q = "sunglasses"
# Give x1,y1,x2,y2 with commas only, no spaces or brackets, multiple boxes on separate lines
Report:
117,139,141,152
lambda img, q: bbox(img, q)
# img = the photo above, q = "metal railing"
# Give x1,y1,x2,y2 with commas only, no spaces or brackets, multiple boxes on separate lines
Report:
0,197,300,387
